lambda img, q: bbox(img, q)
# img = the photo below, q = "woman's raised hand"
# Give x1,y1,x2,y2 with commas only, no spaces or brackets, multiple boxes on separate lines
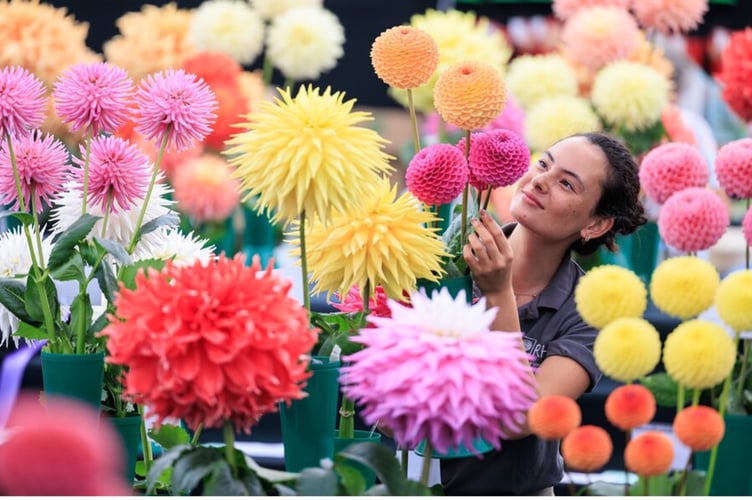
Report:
463,209,514,296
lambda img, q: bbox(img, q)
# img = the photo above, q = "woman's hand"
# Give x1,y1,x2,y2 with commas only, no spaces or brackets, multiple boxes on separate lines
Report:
463,209,514,296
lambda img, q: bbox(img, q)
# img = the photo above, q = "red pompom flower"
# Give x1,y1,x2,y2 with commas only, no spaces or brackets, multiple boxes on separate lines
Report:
405,142,468,205
457,129,531,191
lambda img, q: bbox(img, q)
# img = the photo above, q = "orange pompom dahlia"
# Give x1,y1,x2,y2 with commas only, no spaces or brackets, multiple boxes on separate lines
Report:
434,60,506,131
673,405,725,452
561,425,613,472
371,26,439,89
605,384,656,431
624,431,674,477
528,394,582,440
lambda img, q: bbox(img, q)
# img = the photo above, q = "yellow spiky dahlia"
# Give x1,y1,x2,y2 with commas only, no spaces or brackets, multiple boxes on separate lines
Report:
506,53,579,111
650,256,720,320
225,85,393,225
591,61,671,132
371,26,438,90
575,265,647,329
292,179,447,300
663,319,737,389
434,60,506,131
524,95,601,156
594,318,662,383
714,270,752,332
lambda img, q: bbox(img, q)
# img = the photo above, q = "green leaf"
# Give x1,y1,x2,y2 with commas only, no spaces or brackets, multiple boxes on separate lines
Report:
48,253,86,282
24,271,59,324
334,462,367,495
148,424,191,450
202,460,248,496
94,261,119,305
337,441,408,495
245,456,299,484
171,447,224,494
640,373,679,408
296,467,339,496
146,444,191,495
683,470,707,496
69,293,93,345
93,237,133,266
13,321,48,340
87,312,109,336
6,211,34,226
0,278,35,324
118,259,165,291
137,213,180,241
48,214,99,272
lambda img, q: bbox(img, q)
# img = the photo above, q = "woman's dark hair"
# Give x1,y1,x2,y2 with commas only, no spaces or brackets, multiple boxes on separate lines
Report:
569,131,647,256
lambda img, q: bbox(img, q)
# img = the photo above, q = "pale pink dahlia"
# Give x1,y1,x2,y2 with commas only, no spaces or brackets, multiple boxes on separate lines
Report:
561,7,640,71
714,138,752,200
743,207,752,247
457,129,531,191
658,187,730,253
639,142,709,205
0,66,47,138
0,131,69,211
340,288,538,454
405,143,468,206
53,62,134,135
133,69,218,152
631,0,708,36
552,0,631,20
71,135,151,213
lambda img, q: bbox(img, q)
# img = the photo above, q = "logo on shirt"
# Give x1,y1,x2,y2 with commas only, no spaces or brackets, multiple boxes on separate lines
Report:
522,336,547,368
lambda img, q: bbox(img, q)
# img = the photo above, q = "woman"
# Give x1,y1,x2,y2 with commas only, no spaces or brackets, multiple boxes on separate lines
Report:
441,131,647,495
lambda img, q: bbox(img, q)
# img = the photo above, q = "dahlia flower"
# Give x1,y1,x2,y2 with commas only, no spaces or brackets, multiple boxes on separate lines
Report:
371,26,438,90
630,35,675,82
133,68,217,152
51,180,175,247
591,61,671,132
70,135,151,214
189,0,265,66
594,317,662,383
103,3,196,82
561,425,613,472
631,0,708,36
673,405,725,452
657,187,730,253
434,61,506,132
524,96,600,153
552,0,631,20
639,142,709,205
716,28,752,122
561,7,640,71
296,179,447,300
225,86,393,225
744,208,752,247
714,270,752,333
332,285,392,319
250,0,322,20
0,394,131,496
457,129,531,190
339,288,537,454
172,153,241,223
575,265,647,329
505,53,579,111
422,95,526,139
663,319,737,389
625,431,674,477
650,256,719,320
0,131,69,212
133,227,215,267
101,255,318,432
52,62,134,135
405,143,468,206
265,6,345,81
714,138,752,199
182,51,242,89
604,384,656,431
0,66,46,138
527,395,582,440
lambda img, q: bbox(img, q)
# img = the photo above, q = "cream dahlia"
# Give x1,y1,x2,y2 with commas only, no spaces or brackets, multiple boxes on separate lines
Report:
524,96,600,153
189,0,265,66
505,53,579,111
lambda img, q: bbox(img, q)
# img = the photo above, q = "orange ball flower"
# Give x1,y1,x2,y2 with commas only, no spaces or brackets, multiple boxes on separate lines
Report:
605,384,656,431
528,394,582,440
434,60,507,131
371,26,439,89
673,405,725,452
624,431,674,477
561,425,613,472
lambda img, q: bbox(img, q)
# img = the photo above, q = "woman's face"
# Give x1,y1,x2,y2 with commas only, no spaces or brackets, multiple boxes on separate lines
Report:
509,135,610,242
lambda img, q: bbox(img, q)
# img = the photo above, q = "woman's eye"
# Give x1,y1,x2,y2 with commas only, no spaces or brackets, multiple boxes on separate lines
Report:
561,180,574,191
537,159,547,169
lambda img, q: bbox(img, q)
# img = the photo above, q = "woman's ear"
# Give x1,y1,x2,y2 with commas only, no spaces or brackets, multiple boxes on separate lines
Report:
581,216,614,241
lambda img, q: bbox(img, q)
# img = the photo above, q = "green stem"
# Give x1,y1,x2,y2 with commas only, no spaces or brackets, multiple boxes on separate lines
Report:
419,441,433,486
642,476,649,496
138,405,153,473
223,421,237,474
283,78,294,93
81,126,93,214
676,384,685,413
401,448,409,478
338,397,355,439
299,211,310,313
100,193,113,238
482,185,493,211
5,133,40,270
692,388,701,406
74,281,87,355
127,130,169,254
678,453,692,496
624,430,631,496
262,55,274,87
407,89,421,155
33,268,58,350
737,339,750,401
29,188,46,269
191,423,204,446
459,131,471,248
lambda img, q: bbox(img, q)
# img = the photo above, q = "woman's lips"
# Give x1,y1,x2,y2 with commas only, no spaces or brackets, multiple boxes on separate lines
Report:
522,191,543,209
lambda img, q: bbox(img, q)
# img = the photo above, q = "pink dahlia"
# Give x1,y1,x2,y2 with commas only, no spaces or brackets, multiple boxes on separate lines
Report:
714,138,752,199
658,187,730,253
639,142,709,205
332,284,393,320
405,143,468,206
52,62,134,135
717,28,752,122
0,393,131,496
0,66,47,138
340,288,537,454
100,255,318,433
631,0,708,36
133,68,218,152
172,153,241,222
743,207,752,247
457,129,531,191
561,6,640,71
552,0,631,20
71,135,151,213
0,131,69,211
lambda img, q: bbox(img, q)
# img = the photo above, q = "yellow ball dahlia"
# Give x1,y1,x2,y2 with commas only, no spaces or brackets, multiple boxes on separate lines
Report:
650,256,720,320
371,26,438,90
591,61,671,133
293,178,448,300
225,85,393,225
434,60,506,131
594,317,662,383
663,319,737,389
575,265,647,329
506,53,579,111
524,96,601,153
715,270,752,332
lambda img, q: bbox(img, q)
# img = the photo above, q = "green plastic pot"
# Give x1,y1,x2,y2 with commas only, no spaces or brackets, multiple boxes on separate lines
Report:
694,413,752,496
334,429,382,488
416,275,473,302
40,351,105,410
109,414,142,486
414,437,495,459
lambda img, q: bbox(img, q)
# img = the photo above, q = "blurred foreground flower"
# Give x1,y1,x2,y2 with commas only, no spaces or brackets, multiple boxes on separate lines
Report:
631,0,708,36
575,265,647,329
650,256,720,320
172,153,241,223
716,28,752,122
663,319,736,389
189,0,265,66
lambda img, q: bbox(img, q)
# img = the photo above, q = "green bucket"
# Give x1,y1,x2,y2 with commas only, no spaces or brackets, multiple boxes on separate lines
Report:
109,414,142,486
414,436,495,459
279,356,340,472
416,275,473,303
40,351,105,410
694,413,752,496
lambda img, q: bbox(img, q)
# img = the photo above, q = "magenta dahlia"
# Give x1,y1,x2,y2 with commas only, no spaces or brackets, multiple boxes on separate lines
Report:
0,66,47,138
639,142,709,205
658,187,730,253
457,129,531,191
714,138,752,200
405,142,468,206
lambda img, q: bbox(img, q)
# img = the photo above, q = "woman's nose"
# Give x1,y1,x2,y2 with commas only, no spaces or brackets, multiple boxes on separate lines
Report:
531,172,549,191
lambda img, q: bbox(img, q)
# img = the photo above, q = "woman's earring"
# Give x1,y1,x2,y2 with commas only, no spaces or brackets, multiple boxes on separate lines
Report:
582,234,590,243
